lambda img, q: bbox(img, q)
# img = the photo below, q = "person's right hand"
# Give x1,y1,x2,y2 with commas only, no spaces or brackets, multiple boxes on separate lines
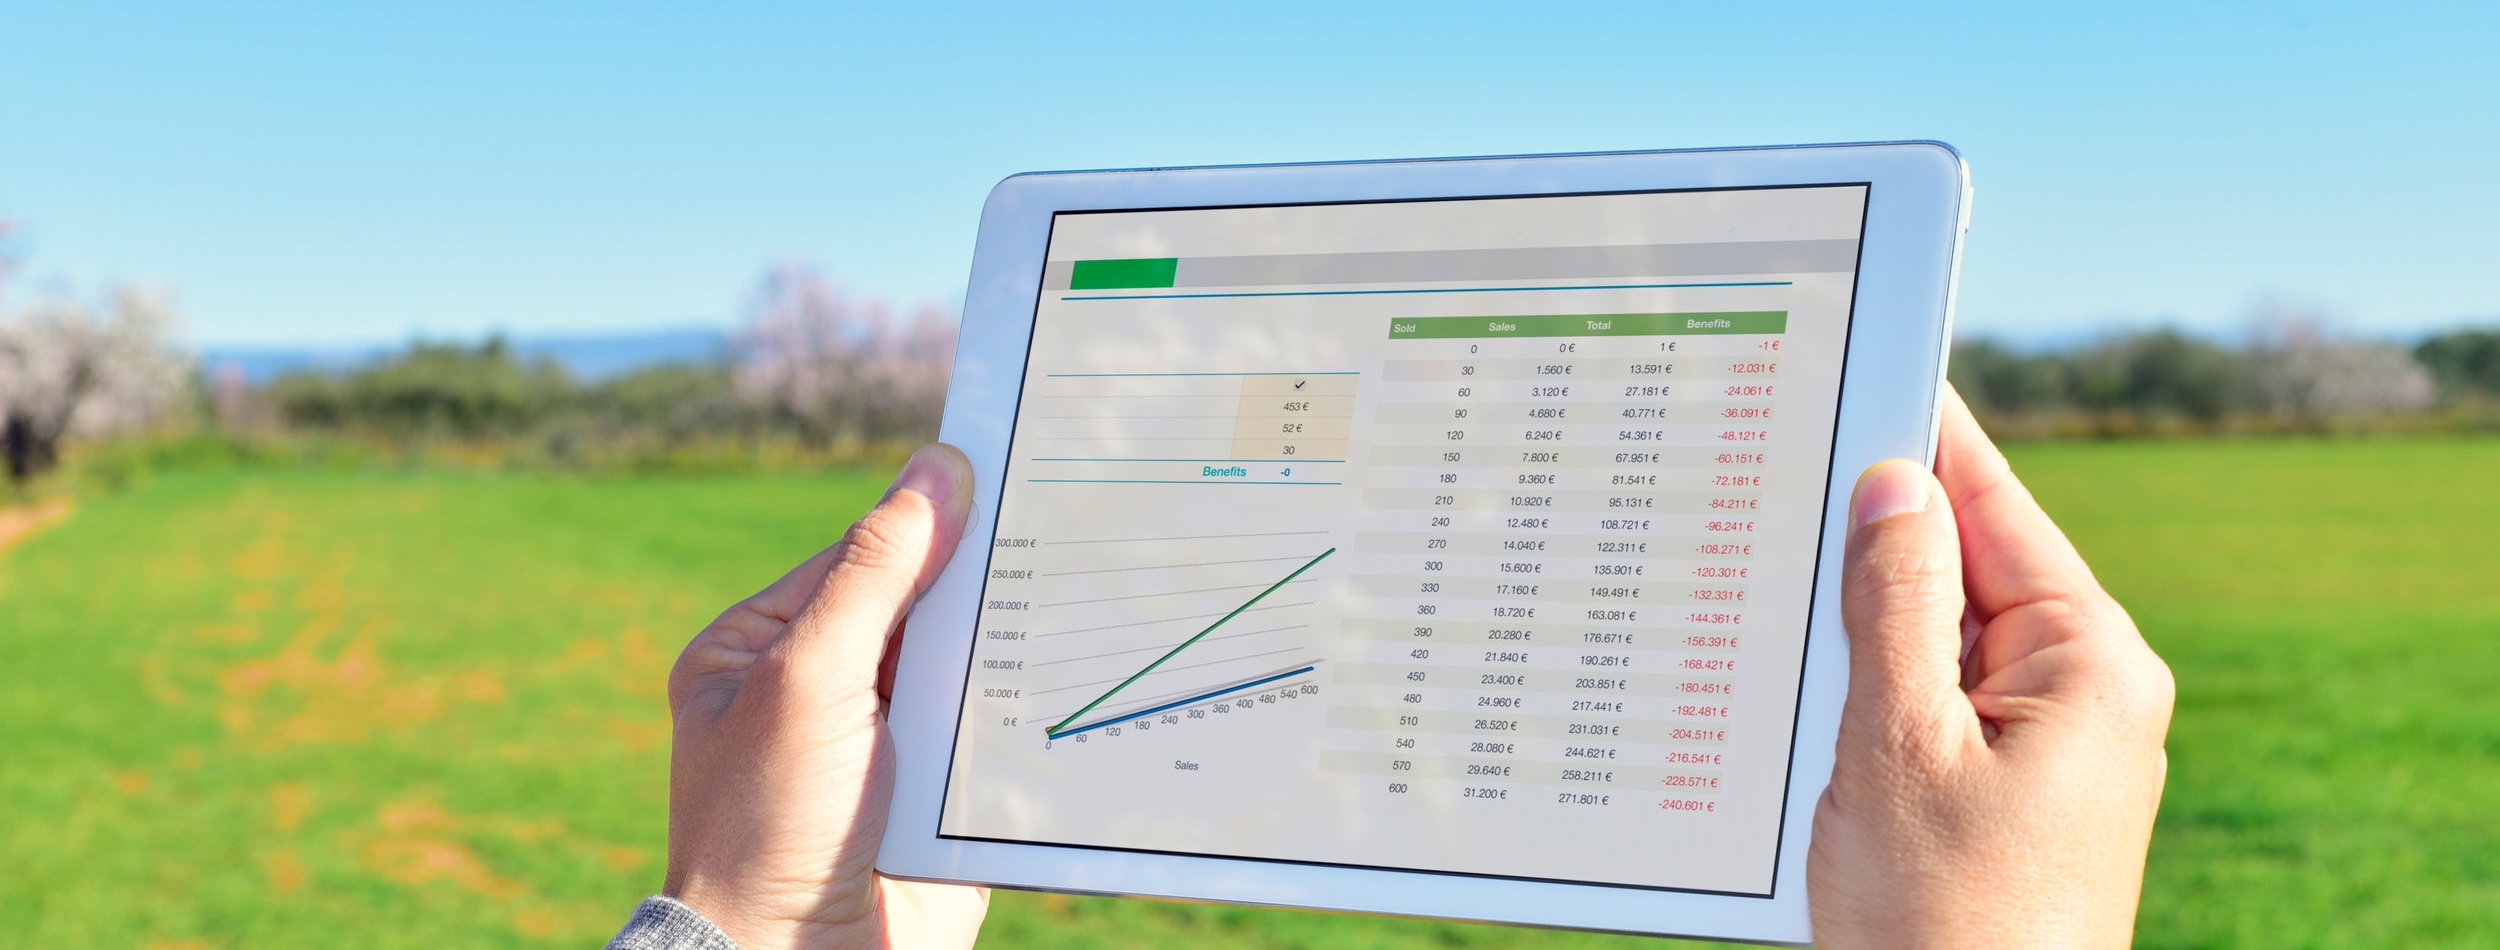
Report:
1807,385,2175,949
661,444,988,950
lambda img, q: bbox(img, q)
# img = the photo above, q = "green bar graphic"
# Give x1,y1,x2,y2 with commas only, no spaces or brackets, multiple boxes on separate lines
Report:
1386,311,1787,339
1069,257,1179,290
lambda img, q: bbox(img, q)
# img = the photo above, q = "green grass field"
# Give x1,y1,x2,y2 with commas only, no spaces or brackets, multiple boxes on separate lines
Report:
2,438,2494,948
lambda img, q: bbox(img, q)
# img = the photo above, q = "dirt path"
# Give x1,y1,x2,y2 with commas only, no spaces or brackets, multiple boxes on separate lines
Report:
0,497,73,555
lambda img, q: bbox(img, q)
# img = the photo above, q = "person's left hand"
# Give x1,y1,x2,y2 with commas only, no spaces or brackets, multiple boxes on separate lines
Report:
661,443,989,950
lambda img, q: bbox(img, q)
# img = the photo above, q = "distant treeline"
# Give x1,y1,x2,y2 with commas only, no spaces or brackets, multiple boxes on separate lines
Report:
257,342,767,460
220,267,956,470
4,265,959,487
11,255,2500,490
1948,326,2500,437
254,322,2500,459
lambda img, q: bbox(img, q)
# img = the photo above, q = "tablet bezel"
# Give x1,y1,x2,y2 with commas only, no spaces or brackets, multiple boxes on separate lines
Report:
878,141,1968,946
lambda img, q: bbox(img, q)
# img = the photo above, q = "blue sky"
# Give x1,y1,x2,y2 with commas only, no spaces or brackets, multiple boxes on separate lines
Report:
1,1,2493,348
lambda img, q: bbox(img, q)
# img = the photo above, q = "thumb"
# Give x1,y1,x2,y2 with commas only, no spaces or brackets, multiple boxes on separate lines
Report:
1837,460,1971,748
771,443,977,702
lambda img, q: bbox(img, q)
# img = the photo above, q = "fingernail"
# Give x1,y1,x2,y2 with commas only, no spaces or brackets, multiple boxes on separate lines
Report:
887,444,960,508
1851,460,1933,528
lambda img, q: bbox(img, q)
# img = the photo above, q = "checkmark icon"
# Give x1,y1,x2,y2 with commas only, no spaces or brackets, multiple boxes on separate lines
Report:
1293,379,1306,390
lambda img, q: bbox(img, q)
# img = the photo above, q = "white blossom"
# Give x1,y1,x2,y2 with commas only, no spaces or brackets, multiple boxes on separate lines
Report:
731,264,954,446
0,287,192,480
2244,304,2435,418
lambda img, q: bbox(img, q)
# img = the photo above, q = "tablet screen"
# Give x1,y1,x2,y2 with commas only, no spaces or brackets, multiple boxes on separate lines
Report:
937,184,1867,896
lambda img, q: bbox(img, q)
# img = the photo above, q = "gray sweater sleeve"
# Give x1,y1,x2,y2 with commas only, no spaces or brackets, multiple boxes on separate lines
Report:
603,895,743,950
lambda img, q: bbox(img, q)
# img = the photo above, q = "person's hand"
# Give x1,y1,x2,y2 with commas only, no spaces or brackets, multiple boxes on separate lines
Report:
661,444,989,950
1808,386,2175,948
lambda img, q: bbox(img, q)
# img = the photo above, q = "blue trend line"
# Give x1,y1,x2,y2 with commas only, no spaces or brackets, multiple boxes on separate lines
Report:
1061,281,1791,302
1047,666,1318,739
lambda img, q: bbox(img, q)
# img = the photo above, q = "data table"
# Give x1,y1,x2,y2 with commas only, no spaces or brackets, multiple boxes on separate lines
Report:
940,184,1866,896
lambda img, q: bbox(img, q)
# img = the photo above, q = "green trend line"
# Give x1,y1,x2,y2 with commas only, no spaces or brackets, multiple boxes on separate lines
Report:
1046,547,1335,737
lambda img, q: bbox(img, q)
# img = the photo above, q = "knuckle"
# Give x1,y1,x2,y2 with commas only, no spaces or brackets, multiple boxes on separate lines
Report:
2084,602,2176,727
833,504,926,577
664,658,696,712
682,678,746,720
744,648,793,688
2124,648,2178,726
667,620,780,719
665,638,715,715
1845,541,1957,616
2076,654,2174,742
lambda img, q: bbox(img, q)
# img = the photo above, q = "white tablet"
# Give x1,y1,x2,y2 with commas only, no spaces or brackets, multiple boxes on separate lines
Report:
879,141,1969,946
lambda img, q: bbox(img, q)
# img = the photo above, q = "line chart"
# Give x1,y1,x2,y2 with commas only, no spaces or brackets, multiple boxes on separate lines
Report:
1045,547,1335,738
1043,666,1320,739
